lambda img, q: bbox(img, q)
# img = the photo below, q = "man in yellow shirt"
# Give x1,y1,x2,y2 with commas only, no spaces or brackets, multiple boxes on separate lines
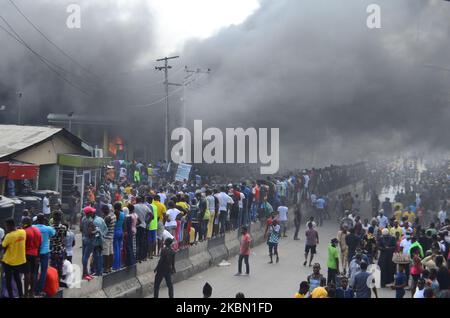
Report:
1,218,26,298
403,209,416,224
154,195,167,221
394,207,403,222
389,220,403,238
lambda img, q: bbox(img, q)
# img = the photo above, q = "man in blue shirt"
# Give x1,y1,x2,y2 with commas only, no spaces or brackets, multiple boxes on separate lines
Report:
336,276,354,298
315,196,326,227
352,261,378,298
33,214,56,296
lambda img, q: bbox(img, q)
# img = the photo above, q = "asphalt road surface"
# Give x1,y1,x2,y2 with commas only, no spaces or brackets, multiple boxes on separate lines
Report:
154,220,395,298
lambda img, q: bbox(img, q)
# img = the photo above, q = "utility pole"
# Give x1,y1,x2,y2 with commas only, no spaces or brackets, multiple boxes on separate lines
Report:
156,55,180,163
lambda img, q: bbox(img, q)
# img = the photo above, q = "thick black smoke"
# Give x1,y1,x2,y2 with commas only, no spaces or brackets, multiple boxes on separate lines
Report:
0,0,173,148
181,0,450,170
1,0,450,171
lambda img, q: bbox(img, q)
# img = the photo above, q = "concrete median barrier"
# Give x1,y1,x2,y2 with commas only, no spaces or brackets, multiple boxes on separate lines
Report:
224,230,241,257
250,223,265,246
189,240,212,274
62,276,107,298
102,265,142,298
136,258,158,298
207,235,229,266
172,248,194,283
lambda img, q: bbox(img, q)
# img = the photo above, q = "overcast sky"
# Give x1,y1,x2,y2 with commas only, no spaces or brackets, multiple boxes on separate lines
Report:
148,0,260,56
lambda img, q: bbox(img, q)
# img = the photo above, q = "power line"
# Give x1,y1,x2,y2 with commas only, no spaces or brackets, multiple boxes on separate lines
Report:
129,86,184,108
8,0,99,79
0,15,92,96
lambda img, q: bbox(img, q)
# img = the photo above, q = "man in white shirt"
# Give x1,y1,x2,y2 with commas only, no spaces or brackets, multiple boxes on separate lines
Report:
438,209,447,227
277,205,289,237
377,211,389,229
400,233,412,254
42,194,51,216
164,201,181,235
134,197,152,261
216,187,234,235
158,190,167,205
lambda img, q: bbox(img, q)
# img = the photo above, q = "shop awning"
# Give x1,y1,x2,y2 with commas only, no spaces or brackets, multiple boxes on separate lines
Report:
0,162,8,177
0,162,39,180
58,154,111,168
8,163,39,180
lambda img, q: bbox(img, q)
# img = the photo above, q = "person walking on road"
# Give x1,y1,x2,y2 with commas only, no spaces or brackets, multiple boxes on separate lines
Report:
154,238,176,298
337,225,349,274
267,219,281,264
293,203,302,240
277,205,289,237
304,222,319,267
237,226,251,275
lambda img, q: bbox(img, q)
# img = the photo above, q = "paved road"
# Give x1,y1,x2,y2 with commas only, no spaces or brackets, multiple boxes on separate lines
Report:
154,221,395,298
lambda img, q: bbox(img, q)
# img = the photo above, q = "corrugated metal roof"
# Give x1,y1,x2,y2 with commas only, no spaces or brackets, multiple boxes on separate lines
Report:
0,125,63,159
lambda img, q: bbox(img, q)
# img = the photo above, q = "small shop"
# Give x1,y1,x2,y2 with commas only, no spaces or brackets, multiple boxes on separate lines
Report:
57,154,111,210
0,161,39,196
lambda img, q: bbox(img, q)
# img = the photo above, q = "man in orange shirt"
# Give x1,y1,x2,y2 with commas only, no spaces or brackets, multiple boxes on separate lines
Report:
1,218,26,298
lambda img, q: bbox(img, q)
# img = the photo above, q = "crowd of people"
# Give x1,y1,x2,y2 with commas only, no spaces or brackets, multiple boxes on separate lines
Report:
0,159,363,298
294,161,450,298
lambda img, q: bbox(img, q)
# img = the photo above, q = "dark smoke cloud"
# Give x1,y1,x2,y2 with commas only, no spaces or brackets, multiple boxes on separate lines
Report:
0,0,172,144
181,0,450,170
2,0,450,171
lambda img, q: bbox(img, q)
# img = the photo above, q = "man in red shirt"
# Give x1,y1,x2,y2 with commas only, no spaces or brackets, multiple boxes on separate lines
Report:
22,217,42,298
236,226,251,276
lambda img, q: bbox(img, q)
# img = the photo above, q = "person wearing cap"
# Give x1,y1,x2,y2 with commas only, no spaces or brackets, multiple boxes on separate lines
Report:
378,228,396,288
80,206,97,280
203,282,212,298
327,238,340,286
154,238,176,298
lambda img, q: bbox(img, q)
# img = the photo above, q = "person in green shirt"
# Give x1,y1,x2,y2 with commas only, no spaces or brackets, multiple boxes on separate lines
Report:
327,238,340,286
409,237,424,258
147,196,158,258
